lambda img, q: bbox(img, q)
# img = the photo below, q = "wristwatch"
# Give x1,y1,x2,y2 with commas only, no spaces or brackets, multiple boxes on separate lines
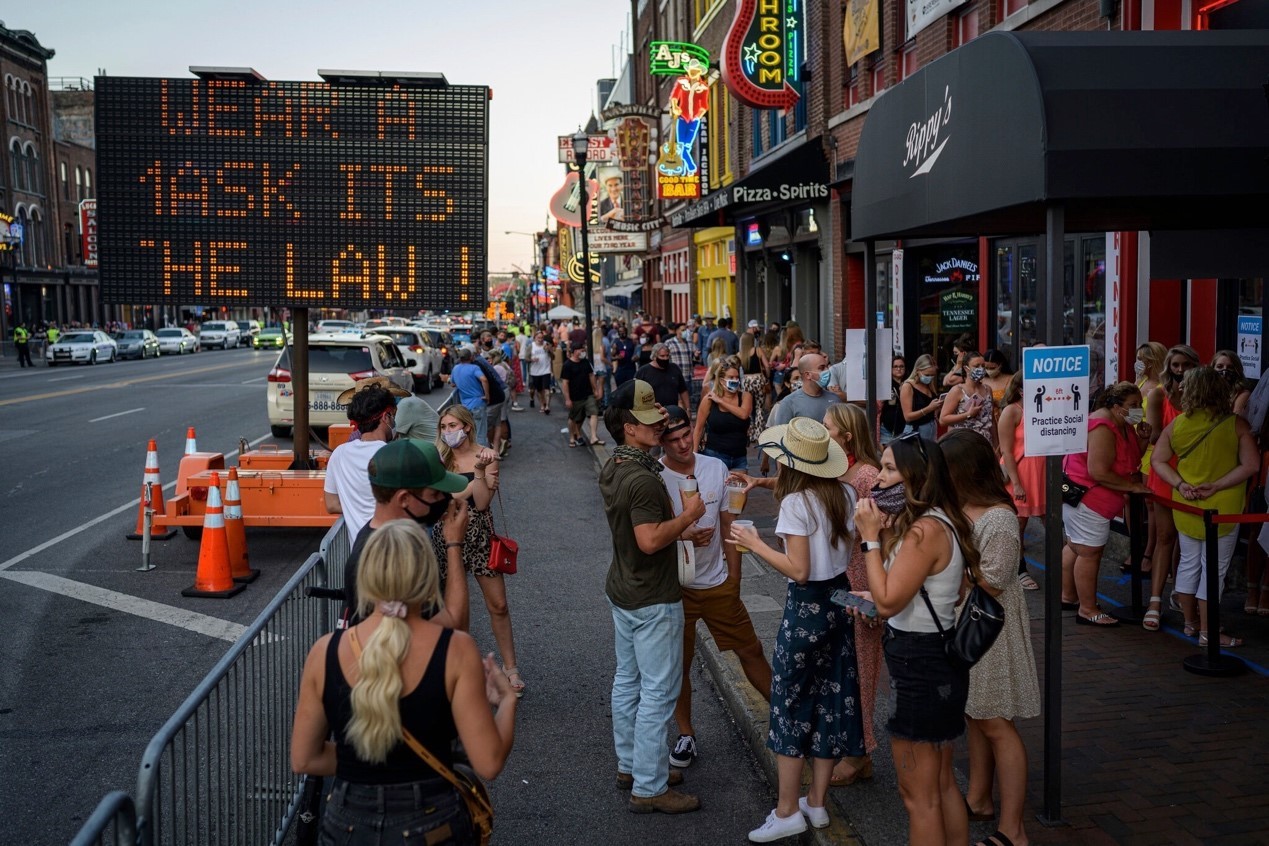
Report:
860,540,881,553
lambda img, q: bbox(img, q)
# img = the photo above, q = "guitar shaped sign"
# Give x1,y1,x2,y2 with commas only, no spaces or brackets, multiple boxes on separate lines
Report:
721,0,803,112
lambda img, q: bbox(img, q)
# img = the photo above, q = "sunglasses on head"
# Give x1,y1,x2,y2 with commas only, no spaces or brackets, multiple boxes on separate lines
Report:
895,430,929,462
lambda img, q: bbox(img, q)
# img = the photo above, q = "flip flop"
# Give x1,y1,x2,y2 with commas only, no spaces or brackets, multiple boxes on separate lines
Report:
964,798,995,822
973,831,1015,846
1075,612,1119,627
590,439,606,446
568,439,580,448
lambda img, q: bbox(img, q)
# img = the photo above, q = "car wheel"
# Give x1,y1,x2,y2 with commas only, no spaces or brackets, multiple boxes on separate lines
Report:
421,368,434,394
270,424,292,438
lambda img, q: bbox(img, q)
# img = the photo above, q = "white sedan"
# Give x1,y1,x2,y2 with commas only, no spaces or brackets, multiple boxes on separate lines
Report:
156,327,199,355
46,330,118,366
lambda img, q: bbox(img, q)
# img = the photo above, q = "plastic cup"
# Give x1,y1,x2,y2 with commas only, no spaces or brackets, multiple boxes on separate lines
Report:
726,481,747,514
679,478,699,500
733,519,754,553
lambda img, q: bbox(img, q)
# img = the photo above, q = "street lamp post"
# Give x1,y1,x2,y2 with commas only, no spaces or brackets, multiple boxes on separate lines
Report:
571,130,594,363
505,229,541,325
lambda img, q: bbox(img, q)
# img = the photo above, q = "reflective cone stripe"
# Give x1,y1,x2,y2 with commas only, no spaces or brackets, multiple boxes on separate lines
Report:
224,468,258,583
129,438,175,540
181,473,244,598
184,427,198,455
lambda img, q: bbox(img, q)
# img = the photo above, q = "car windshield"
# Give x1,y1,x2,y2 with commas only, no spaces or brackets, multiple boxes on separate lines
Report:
260,328,282,336
61,333,95,344
275,345,374,373
157,329,183,337
122,331,146,339
380,330,419,345
203,323,226,331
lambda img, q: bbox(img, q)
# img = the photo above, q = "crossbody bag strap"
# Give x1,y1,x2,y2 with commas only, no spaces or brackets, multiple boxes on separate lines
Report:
345,628,470,797
917,511,965,632
1178,414,1231,461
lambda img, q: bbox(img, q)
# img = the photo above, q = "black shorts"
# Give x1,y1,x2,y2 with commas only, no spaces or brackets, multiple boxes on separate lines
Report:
530,374,551,391
883,625,968,744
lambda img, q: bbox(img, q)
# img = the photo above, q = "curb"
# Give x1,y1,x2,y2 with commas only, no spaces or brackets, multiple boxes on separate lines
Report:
588,442,864,845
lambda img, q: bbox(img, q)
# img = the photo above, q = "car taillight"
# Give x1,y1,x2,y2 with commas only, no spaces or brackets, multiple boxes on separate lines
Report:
441,346,449,355
267,367,291,383
411,345,424,353
349,370,376,380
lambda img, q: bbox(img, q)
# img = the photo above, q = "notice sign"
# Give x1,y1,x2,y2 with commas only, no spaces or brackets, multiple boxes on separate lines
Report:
1022,345,1090,457
1237,314,1262,375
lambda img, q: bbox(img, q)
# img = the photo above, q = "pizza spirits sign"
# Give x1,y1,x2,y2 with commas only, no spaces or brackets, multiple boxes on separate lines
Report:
722,0,803,111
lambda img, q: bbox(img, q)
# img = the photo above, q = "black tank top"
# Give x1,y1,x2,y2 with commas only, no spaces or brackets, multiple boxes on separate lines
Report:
322,627,458,784
706,400,750,457
741,350,762,375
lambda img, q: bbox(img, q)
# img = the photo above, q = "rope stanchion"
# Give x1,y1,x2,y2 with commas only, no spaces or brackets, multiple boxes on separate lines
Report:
1109,493,1148,624
1147,494,1248,678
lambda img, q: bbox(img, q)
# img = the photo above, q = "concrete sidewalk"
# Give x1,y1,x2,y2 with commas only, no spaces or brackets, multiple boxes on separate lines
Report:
588,439,1269,846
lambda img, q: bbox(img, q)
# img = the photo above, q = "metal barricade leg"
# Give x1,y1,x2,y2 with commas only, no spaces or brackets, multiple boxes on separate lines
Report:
1183,509,1247,677
1110,493,1147,624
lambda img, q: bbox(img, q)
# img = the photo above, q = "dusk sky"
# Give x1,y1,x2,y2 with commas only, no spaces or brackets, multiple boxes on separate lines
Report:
21,0,631,280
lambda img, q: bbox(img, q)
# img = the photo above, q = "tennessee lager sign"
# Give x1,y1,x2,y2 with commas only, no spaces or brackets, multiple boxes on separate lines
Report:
721,0,803,111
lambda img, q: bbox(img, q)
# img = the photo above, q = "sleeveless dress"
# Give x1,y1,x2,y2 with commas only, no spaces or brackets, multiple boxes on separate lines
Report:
1145,394,1182,497
1003,409,1046,518
430,472,495,579
741,350,769,443
952,385,995,445
909,384,937,440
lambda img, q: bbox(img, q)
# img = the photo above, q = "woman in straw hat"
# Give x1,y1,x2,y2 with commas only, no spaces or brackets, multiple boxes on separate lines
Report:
729,417,864,842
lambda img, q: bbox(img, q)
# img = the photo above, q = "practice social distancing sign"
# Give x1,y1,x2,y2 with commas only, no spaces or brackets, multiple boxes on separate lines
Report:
1022,345,1090,457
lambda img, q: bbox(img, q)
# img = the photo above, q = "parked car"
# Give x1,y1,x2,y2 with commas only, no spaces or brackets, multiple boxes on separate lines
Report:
115,329,161,360
419,328,456,375
198,320,242,349
235,319,262,339
46,330,118,366
252,327,292,349
375,326,443,393
156,327,199,355
265,333,413,437
315,319,358,335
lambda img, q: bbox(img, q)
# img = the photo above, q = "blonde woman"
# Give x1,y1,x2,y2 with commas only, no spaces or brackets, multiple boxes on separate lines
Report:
291,520,517,845
693,356,754,471
900,354,940,440
432,405,525,696
1130,341,1168,575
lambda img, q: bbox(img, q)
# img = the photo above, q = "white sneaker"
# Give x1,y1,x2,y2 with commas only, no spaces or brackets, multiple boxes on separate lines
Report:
798,797,829,829
748,809,808,843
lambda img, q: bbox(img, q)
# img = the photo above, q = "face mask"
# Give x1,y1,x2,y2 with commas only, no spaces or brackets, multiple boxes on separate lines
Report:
1133,360,1147,377
970,367,986,382
1125,408,1144,425
871,481,908,515
817,370,832,389
919,374,933,385
406,491,453,527
724,378,741,392
441,429,467,448
1220,368,1238,383
985,368,1000,378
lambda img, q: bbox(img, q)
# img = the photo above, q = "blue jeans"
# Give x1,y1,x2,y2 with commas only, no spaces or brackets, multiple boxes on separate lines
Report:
609,598,684,798
463,401,489,446
703,447,748,472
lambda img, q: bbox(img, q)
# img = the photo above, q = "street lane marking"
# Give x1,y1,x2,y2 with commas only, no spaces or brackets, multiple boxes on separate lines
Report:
0,361,259,407
49,374,85,382
0,570,247,642
241,377,266,384
0,432,271,573
90,407,146,423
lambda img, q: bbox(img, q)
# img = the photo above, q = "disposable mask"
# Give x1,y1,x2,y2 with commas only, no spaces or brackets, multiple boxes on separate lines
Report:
441,430,467,448
871,481,908,515
1125,408,1144,425
970,367,986,381
919,374,933,385
407,492,453,527
818,370,832,389
1133,360,1147,377
724,379,741,392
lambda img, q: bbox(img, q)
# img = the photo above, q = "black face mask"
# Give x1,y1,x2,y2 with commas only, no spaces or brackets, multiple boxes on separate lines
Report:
405,491,453,526
871,481,908,515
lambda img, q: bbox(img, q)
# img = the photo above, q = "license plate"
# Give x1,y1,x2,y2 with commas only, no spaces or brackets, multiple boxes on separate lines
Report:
309,391,346,412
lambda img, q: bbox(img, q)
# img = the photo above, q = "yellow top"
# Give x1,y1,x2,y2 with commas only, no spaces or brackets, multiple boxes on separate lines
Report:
1170,411,1242,538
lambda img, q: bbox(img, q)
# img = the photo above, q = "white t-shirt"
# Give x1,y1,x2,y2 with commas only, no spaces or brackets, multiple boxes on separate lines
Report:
660,454,729,589
322,439,386,539
529,341,552,377
775,486,856,583
516,333,531,359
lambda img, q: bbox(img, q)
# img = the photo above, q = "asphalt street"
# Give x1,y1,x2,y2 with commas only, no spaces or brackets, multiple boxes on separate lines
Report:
0,350,776,844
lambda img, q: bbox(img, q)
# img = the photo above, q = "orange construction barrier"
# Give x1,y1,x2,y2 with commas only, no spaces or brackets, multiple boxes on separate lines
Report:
184,427,198,455
182,472,245,598
127,439,176,541
224,468,259,584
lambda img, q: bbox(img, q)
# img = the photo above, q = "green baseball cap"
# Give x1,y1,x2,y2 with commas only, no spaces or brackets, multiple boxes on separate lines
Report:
367,439,468,493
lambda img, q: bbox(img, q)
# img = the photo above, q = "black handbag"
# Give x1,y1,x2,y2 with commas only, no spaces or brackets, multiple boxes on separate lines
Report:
920,583,1006,670
1060,472,1089,507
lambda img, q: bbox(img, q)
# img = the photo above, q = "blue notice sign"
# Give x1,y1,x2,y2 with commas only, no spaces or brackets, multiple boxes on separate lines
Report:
1237,315,1262,375
1022,345,1091,457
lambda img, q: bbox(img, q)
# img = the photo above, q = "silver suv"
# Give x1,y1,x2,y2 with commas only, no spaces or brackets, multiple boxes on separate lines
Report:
199,320,242,349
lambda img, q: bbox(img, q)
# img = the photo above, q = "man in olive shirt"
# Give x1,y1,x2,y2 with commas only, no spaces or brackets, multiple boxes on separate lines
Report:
600,379,705,815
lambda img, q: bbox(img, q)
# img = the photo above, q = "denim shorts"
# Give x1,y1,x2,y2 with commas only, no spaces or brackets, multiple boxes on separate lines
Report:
702,447,748,472
320,778,475,846
883,625,969,744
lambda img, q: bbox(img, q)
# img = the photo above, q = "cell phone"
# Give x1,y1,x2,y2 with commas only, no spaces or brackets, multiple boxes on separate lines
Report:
830,589,877,618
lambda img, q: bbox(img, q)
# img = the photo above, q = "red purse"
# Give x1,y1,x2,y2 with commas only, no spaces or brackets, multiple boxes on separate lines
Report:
487,490,518,575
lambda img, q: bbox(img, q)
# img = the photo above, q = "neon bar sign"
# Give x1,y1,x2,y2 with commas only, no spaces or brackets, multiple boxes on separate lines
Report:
722,0,803,111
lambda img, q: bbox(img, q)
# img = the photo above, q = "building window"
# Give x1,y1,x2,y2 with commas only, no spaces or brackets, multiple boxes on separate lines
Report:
9,140,20,189
60,161,69,200
845,63,861,110
85,168,93,199
998,0,1026,22
708,83,732,188
900,41,919,80
75,166,83,202
15,207,30,266
26,145,40,195
870,53,887,97
29,208,45,266
954,6,979,47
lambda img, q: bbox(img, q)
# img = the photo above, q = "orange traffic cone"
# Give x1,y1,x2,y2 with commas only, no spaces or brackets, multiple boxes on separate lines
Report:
184,427,198,455
127,439,176,540
182,472,245,598
224,468,259,584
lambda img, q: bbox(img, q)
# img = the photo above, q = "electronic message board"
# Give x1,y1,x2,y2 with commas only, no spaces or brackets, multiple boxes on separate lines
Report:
95,76,488,310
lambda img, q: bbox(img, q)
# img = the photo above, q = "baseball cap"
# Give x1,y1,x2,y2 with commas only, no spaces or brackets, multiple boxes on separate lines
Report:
609,379,667,425
661,405,690,434
367,439,468,493
747,319,761,329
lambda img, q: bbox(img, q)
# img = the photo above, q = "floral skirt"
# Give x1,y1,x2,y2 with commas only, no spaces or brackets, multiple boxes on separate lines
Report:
766,574,865,760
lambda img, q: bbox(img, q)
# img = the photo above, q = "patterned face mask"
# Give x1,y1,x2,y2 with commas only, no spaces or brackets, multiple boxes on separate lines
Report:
870,481,908,515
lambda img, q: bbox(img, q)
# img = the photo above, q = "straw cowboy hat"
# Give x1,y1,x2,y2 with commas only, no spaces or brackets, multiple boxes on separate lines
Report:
757,417,848,479
336,376,411,406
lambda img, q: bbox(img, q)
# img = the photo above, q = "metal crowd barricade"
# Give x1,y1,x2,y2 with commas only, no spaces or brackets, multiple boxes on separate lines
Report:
68,792,137,846
1146,494,1252,677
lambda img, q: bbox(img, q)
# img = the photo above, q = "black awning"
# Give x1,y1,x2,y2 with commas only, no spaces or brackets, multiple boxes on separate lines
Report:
670,137,830,229
851,30,1269,241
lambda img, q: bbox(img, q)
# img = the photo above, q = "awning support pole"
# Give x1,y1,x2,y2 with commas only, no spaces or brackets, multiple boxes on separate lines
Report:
864,241,877,432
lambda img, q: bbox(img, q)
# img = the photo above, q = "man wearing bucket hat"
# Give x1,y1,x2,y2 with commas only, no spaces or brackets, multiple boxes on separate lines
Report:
600,381,706,814
729,417,865,842
658,406,771,772
324,378,410,539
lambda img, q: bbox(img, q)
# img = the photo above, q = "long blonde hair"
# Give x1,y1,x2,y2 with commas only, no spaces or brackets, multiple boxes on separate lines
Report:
346,520,441,763
436,405,476,469
904,354,936,387
824,403,881,469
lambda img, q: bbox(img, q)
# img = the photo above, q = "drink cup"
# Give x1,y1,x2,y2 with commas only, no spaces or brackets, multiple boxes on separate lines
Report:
726,481,747,514
679,478,699,500
733,520,754,553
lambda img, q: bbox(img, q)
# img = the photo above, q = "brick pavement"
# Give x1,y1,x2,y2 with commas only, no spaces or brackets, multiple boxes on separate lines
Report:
591,438,1269,845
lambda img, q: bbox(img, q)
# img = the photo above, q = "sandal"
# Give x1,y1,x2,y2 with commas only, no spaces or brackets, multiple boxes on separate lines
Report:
1259,585,1269,616
1183,619,1199,638
1075,611,1119,626
1017,572,1040,591
829,756,873,786
974,831,1015,846
964,797,996,822
504,666,526,698
590,438,605,446
568,439,580,448
1199,631,1244,648
1142,596,1162,631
